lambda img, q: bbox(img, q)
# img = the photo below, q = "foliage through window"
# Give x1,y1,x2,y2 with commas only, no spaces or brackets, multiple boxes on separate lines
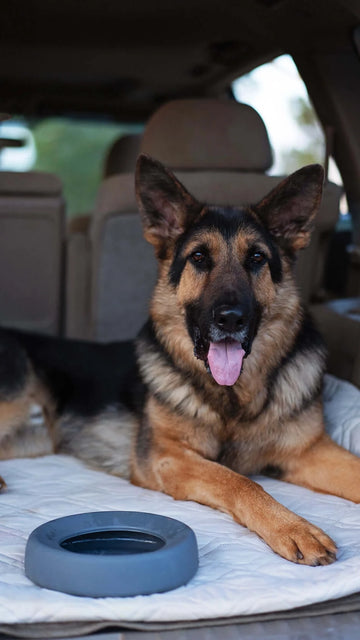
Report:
233,54,349,229
233,55,325,175
0,118,142,218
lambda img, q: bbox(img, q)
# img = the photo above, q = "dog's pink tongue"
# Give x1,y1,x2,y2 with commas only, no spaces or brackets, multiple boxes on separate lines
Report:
207,341,245,386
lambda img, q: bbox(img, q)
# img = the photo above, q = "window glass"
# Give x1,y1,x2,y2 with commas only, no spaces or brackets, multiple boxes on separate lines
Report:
233,55,325,174
0,118,143,218
233,54,349,229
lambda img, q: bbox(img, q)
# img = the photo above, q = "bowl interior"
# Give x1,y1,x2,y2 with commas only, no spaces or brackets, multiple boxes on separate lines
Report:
60,529,165,555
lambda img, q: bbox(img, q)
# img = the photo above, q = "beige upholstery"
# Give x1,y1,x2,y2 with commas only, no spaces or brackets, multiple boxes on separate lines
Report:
295,182,342,302
66,216,91,339
103,134,142,177
66,134,144,341
0,171,65,335
311,299,360,387
141,99,273,171
66,99,341,344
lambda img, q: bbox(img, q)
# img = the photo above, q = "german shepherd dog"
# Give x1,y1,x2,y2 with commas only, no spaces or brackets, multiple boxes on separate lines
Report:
1,155,360,566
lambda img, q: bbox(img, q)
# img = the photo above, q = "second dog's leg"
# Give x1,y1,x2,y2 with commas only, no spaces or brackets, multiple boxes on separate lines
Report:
0,332,54,485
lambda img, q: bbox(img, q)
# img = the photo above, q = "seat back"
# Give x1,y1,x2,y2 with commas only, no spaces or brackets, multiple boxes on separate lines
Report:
0,171,65,335
295,184,342,302
66,134,143,340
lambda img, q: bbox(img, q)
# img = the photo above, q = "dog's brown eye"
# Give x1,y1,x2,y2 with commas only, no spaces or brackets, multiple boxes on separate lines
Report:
189,247,212,271
250,251,266,265
191,251,205,263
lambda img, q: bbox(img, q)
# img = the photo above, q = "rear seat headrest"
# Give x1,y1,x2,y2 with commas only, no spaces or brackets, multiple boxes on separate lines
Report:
104,133,142,177
0,171,62,195
141,99,273,172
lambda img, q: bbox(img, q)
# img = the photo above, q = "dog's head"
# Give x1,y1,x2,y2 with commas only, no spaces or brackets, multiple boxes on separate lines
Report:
135,154,323,387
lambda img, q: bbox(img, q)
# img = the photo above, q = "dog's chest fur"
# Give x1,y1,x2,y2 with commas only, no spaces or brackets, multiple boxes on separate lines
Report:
136,313,324,477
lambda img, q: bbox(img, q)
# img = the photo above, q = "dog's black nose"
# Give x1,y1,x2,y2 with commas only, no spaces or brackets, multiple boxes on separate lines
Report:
213,305,247,333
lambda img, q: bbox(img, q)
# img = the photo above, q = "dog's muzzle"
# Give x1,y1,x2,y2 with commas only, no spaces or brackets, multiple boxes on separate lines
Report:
205,305,249,386
191,303,252,387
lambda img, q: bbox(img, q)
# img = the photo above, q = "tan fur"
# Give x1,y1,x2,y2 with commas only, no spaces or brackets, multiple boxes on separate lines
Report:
0,380,134,487
0,372,55,488
0,373,55,460
56,408,135,480
284,433,360,502
131,397,337,566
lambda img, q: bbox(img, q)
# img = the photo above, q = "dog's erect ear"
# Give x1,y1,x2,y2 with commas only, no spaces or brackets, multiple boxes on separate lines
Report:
255,164,324,252
135,154,202,254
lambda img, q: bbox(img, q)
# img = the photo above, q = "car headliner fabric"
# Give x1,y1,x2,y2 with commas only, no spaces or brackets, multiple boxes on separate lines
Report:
0,374,360,636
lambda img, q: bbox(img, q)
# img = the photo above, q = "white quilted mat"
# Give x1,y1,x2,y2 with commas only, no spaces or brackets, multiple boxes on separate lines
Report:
1,374,360,626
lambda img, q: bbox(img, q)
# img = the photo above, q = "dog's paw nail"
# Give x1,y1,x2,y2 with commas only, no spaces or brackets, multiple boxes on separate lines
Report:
296,549,304,560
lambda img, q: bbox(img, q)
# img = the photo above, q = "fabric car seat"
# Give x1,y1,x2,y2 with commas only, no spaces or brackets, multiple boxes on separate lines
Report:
0,171,65,335
103,133,142,177
66,134,142,339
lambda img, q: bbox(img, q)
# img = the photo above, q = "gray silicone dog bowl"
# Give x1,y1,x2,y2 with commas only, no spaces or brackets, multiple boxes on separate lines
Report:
25,511,198,597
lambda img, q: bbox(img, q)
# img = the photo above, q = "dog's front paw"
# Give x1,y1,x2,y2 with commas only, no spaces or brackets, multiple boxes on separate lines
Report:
267,517,337,566
0,476,7,491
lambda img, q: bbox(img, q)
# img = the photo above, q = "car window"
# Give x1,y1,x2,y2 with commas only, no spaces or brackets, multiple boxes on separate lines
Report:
233,54,349,229
0,118,143,218
233,54,325,174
